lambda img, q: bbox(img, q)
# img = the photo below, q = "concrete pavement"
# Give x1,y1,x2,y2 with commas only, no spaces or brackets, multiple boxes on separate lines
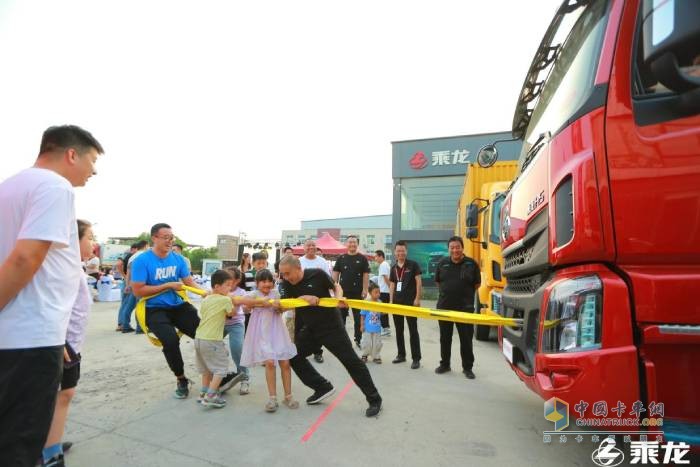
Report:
63,300,598,466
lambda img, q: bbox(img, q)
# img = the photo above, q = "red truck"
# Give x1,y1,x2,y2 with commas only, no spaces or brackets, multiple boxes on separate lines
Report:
478,0,700,443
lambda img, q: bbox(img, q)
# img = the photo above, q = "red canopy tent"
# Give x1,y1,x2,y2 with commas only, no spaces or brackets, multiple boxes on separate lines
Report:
291,232,373,258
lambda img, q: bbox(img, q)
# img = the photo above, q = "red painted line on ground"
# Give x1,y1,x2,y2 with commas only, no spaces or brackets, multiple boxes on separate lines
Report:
301,380,354,443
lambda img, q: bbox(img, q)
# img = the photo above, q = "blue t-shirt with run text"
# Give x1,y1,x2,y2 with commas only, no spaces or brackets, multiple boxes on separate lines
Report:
130,250,190,308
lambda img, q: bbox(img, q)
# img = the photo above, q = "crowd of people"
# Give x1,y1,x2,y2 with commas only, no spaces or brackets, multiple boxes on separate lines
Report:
0,125,483,467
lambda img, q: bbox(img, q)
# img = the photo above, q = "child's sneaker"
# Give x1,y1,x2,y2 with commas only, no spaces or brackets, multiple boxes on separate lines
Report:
374,357,382,364
201,392,226,409
283,395,299,409
265,397,279,413
239,381,250,395
197,391,206,404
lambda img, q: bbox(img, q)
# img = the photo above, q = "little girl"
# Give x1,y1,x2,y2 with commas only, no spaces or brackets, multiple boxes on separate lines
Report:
240,269,298,412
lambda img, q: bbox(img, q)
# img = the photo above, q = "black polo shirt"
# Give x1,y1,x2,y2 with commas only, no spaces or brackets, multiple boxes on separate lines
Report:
279,268,339,325
434,256,480,311
333,253,370,298
389,259,422,305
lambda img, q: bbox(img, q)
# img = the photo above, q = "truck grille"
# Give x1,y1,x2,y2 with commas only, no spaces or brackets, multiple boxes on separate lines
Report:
507,275,542,294
505,246,534,270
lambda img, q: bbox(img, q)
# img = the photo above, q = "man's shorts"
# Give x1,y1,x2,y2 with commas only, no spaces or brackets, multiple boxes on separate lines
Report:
60,360,81,390
194,339,229,376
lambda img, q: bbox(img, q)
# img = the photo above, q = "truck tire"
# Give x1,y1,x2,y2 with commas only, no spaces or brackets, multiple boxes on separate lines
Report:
475,296,491,341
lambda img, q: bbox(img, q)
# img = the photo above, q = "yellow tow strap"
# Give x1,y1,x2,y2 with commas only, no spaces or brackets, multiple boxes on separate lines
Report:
136,286,522,347
275,297,520,327
135,285,207,347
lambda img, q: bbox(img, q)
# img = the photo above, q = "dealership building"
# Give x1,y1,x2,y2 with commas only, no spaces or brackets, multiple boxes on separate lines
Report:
391,131,521,286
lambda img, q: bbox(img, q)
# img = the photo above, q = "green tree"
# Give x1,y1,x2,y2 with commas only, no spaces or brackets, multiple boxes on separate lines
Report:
133,231,188,246
185,247,218,273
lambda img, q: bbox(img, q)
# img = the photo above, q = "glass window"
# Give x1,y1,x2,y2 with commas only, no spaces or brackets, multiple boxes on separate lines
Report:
286,235,294,243
490,194,505,244
400,176,464,231
340,235,348,243
367,235,375,244
519,0,610,170
385,235,392,245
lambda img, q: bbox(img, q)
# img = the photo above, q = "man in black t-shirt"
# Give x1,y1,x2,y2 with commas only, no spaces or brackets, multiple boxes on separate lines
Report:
434,236,480,379
278,255,382,418
389,240,423,369
332,235,370,347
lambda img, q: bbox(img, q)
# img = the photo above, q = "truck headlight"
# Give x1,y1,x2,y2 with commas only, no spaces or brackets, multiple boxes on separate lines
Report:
542,275,602,353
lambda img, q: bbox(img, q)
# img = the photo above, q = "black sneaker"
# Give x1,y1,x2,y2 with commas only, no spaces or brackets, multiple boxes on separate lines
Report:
392,356,406,364
463,369,476,379
220,372,245,393
366,397,382,417
435,365,451,374
174,378,191,399
410,360,420,370
306,385,335,405
62,442,73,454
42,454,64,467
121,327,135,333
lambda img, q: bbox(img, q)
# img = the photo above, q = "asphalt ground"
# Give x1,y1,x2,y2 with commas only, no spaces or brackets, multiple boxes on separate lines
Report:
61,300,612,466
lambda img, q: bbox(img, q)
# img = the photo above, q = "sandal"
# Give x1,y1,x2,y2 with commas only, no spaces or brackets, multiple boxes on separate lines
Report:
374,358,382,364
361,355,368,362
265,397,279,413
283,395,299,409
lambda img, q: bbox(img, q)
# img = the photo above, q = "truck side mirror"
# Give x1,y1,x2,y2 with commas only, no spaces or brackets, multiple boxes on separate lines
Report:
477,144,498,168
466,203,479,228
643,0,700,93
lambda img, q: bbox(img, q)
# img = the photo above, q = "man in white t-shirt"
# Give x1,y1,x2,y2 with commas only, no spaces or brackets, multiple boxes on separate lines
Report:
0,125,103,467
374,250,392,336
298,239,330,363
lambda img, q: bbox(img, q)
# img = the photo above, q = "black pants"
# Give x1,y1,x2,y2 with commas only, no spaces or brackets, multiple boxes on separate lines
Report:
0,346,63,467
439,320,474,370
379,293,390,328
344,291,363,344
290,310,380,403
393,314,421,361
146,302,200,377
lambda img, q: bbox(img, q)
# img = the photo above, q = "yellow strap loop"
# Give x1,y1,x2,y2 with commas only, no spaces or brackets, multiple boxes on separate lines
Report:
135,285,207,347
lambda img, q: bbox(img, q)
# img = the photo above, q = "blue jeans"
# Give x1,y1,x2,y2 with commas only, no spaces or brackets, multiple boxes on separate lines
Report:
117,292,139,330
224,322,248,378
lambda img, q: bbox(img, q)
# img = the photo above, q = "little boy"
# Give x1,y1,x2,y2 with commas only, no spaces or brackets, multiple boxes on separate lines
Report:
196,269,267,408
195,269,237,408
360,283,384,364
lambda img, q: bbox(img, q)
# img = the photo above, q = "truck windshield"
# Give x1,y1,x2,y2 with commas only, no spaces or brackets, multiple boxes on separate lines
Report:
516,0,610,173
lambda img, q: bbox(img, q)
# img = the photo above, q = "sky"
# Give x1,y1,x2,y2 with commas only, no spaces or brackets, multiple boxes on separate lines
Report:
0,0,561,247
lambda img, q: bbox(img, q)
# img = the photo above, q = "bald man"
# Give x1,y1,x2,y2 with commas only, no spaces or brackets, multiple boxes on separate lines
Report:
278,255,382,417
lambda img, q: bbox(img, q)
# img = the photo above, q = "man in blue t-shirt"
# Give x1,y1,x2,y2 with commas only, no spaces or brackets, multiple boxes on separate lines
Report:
131,223,208,399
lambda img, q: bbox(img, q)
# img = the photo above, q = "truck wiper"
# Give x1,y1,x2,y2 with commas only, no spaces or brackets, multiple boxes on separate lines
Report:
520,132,548,173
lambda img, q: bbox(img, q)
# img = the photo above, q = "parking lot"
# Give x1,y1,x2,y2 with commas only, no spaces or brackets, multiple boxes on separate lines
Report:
65,300,600,466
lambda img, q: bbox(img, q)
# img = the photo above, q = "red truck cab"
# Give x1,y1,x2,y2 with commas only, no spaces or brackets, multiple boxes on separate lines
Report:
489,0,700,443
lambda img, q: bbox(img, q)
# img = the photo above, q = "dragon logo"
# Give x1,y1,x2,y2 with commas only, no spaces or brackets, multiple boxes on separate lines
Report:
409,151,428,170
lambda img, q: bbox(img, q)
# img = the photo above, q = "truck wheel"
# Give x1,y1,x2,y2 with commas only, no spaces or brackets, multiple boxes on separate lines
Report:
475,297,491,341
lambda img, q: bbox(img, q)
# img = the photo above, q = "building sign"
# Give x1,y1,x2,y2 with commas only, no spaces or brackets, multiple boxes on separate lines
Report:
393,131,521,179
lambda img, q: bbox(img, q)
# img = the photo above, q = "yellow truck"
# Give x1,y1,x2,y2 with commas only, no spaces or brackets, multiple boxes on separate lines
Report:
455,161,517,340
